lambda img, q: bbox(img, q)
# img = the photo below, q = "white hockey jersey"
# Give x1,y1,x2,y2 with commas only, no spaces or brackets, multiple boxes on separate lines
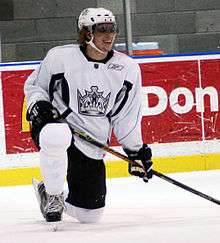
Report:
24,44,143,159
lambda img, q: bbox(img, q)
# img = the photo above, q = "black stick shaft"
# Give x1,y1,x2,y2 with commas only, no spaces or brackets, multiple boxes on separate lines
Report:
153,170,220,205
72,129,220,206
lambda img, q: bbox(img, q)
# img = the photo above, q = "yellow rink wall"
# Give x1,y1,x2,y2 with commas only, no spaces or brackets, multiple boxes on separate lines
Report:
1,153,220,186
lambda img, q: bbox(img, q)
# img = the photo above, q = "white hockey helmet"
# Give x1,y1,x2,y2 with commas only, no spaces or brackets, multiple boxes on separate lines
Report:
78,7,116,30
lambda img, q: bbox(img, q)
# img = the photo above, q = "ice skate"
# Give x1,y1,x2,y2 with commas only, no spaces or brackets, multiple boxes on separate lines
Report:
32,178,64,222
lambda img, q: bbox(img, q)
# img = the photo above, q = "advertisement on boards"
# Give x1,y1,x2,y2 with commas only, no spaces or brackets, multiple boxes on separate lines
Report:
1,57,219,154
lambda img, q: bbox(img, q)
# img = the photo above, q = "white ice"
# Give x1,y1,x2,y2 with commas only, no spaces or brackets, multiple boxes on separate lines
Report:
0,170,220,243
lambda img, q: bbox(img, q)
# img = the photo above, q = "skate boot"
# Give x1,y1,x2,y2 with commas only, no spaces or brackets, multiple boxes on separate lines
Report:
44,193,64,222
32,178,64,222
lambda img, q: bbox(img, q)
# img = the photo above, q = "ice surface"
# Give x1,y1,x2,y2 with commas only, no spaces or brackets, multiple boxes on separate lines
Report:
0,170,220,243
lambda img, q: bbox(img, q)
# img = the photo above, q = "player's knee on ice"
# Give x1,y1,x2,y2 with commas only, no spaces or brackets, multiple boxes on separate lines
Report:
39,123,72,153
65,202,104,223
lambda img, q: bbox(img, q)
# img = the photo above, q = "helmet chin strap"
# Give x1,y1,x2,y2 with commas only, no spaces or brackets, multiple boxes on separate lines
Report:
86,36,107,54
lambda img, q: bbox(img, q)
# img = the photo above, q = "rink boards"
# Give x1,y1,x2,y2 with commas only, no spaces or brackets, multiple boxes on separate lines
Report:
0,53,220,186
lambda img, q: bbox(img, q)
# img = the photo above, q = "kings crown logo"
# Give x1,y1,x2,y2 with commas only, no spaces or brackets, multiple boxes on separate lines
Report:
77,86,111,117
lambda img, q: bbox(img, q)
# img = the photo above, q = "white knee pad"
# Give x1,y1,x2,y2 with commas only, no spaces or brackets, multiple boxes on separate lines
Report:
65,202,104,223
39,123,72,195
39,123,72,153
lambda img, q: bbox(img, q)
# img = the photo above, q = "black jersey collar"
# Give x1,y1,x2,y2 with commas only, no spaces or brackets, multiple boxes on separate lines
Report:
80,44,114,64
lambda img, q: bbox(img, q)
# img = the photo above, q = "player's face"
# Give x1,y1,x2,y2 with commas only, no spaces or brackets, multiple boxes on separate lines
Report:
93,23,117,53
93,32,116,52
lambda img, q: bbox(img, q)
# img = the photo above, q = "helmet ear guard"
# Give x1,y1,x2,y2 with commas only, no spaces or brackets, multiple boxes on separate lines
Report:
77,25,93,44
85,31,93,42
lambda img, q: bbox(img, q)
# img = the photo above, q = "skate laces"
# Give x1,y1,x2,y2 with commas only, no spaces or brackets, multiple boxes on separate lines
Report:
46,194,64,213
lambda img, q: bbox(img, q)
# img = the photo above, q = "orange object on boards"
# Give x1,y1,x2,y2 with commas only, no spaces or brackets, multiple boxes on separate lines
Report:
132,49,164,56
115,42,164,56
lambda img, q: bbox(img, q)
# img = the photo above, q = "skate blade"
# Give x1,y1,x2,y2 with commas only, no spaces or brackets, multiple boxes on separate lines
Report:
47,221,61,232
32,178,41,204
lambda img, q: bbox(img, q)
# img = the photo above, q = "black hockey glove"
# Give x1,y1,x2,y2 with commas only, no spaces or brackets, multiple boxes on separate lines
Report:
26,100,59,130
124,144,153,182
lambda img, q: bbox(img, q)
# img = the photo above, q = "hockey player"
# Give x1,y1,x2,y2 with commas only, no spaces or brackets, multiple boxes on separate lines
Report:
24,7,153,223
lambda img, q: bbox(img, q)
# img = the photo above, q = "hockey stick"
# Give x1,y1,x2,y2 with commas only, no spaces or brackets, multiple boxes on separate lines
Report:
72,128,220,206
53,92,220,205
